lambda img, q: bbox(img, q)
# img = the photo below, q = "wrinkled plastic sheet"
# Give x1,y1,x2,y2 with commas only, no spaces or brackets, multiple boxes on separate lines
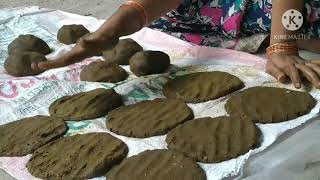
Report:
0,6,319,180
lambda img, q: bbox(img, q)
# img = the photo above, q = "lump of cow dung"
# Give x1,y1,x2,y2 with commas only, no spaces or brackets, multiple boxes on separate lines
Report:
102,38,143,65
57,24,90,45
7,34,51,55
80,61,128,83
129,51,170,77
4,51,46,77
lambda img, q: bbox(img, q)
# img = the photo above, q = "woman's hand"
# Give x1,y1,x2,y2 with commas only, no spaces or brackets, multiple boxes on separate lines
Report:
267,52,320,89
32,32,119,71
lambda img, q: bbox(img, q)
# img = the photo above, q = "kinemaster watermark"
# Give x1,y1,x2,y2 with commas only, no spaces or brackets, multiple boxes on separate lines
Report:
273,9,311,40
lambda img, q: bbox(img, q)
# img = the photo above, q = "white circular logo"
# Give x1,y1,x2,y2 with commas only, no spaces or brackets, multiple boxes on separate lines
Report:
282,9,303,31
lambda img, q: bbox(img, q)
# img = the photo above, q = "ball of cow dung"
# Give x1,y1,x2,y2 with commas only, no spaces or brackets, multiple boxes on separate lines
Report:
103,38,143,65
8,34,51,55
80,61,128,83
57,24,90,45
129,51,170,77
4,51,47,77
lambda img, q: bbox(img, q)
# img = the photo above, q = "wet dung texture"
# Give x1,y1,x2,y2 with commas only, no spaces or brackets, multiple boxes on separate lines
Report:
106,98,193,138
0,115,68,157
103,38,143,65
27,133,128,179
106,149,206,180
49,88,123,121
57,24,90,45
4,51,47,77
166,116,259,163
129,51,170,77
225,86,317,123
163,71,244,103
7,34,51,55
80,61,128,83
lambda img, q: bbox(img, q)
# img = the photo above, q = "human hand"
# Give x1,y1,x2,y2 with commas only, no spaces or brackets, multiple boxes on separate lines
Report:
266,52,320,89
31,32,119,71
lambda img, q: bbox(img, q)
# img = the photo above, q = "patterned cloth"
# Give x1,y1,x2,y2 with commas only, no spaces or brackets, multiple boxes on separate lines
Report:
149,0,320,53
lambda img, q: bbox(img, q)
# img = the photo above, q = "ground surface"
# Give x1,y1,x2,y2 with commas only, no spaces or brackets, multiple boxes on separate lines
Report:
1,0,126,19
1,1,320,180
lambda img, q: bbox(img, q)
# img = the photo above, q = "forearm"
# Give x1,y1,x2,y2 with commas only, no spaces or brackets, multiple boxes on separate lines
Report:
270,0,304,44
96,0,181,38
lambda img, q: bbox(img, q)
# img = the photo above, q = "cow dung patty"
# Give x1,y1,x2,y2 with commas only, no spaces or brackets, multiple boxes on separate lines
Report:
7,34,51,55
106,98,193,138
49,88,123,121
0,115,68,157
225,86,317,123
106,149,206,180
162,71,244,103
103,38,143,65
57,24,90,45
27,133,128,179
166,116,259,163
129,51,170,77
4,51,46,77
80,61,128,83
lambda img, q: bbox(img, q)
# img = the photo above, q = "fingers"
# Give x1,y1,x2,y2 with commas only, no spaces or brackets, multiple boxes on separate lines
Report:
283,63,301,89
36,59,67,71
306,62,320,76
32,45,88,71
266,60,287,83
31,54,69,71
296,64,320,89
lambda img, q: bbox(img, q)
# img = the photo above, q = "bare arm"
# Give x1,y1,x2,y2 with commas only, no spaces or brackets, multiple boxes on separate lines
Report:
97,0,181,38
270,0,304,44
35,0,181,70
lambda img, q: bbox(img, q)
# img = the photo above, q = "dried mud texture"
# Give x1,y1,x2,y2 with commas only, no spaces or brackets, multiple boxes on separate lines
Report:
225,86,317,123
163,71,244,103
103,38,143,65
49,88,123,121
129,51,170,77
27,133,128,179
4,51,47,77
107,149,206,180
80,61,128,83
57,24,90,45
0,115,68,157
166,116,259,163
106,98,193,138
7,34,51,55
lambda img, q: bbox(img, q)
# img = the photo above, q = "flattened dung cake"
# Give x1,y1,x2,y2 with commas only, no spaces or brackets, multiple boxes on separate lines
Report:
27,133,128,179
129,51,170,77
57,24,90,45
49,88,123,121
166,116,259,163
225,86,316,123
106,149,206,180
80,61,128,83
7,34,51,55
106,98,193,138
4,51,47,77
103,38,143,65
0,115,68,157
163,71,244,103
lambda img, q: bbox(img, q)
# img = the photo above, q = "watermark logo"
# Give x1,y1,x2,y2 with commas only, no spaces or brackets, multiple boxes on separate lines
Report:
282,9,303,31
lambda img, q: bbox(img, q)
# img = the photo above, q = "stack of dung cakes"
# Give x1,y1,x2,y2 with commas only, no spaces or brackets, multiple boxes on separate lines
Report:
5,34,51,77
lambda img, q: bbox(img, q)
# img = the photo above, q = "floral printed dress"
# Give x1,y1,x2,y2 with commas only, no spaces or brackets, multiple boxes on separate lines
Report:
149,0,320,53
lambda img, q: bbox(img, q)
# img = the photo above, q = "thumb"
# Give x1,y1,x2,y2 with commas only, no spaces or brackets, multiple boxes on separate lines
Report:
266,60,287,83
